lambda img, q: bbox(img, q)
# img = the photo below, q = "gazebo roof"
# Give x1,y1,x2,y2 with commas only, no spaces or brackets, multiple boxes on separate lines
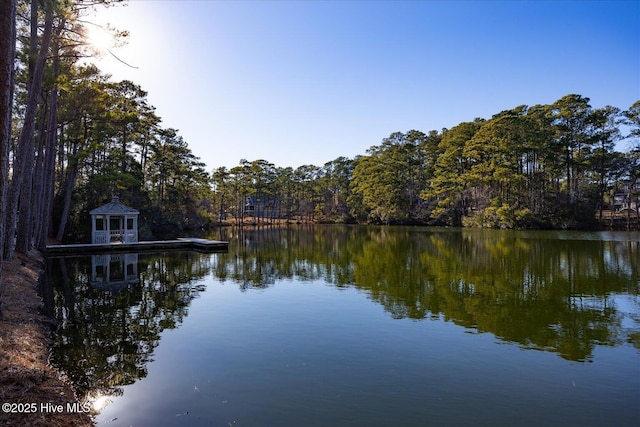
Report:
90,196,139,215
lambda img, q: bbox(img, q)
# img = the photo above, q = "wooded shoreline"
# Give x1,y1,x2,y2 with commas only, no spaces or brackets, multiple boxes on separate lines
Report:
217,212,639,230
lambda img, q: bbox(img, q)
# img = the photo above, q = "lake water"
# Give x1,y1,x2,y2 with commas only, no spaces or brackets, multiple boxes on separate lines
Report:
43,226,640,426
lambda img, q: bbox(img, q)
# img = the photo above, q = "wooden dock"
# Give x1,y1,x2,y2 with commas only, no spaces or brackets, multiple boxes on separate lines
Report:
45,237,228,256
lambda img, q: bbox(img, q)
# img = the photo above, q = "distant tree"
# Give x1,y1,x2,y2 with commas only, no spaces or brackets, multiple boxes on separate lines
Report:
292,165,322,222
273,166,295,220
463,109,542,227
228,160,252,223
247,159,276,222
146,128,211,230
589,106,622,219
212,166,230,222
319,156,354,222
625,139,640,229
423,120,483,225
351,131,431,224
548,94,597,205
623,100,640,140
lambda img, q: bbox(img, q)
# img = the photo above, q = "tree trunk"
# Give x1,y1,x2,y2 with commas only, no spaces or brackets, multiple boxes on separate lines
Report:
0,0,17,310
14,129,36,253
626,178,636,230
219,193,225,221
609,190,615,229
14,95,47,253
36,68,59,251
4,0,53,259
29,100,48,248
121,125,127,173
11,0,38,253
55,158,78,242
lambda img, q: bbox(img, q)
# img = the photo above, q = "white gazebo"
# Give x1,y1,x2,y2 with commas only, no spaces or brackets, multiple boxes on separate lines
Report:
90,196,140,244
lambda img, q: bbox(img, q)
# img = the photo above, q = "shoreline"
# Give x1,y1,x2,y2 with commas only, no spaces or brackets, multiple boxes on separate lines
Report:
0,251,92,427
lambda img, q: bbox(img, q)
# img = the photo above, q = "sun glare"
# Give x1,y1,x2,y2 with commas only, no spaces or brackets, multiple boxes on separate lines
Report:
81,4,140,73
90,393,112,412
85,22,114,56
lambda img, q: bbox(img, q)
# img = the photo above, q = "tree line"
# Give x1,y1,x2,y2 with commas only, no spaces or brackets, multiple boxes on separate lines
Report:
215,96,639,229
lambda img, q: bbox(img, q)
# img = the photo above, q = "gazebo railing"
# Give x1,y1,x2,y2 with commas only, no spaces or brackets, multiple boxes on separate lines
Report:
92,230,138,244
93,231,109,244
121,230,138,243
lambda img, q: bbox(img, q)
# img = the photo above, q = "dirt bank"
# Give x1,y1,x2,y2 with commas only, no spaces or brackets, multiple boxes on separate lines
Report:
0,251,92,427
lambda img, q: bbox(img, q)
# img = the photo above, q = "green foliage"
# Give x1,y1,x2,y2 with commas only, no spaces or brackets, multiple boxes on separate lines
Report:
350,131,432,224
214,93,635,230
48,67,212,241
623,100,640,138
423,120,482,225
470,204,535,229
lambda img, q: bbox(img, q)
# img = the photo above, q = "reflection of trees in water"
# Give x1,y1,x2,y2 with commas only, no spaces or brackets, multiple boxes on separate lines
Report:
44,226,639,405
215,226,640,361
217,225,362,288
44,251,213,400
405,230,639,361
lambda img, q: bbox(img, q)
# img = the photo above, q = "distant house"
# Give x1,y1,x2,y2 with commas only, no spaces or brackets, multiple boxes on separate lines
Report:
90,196,140,244
613,180,639,211
244,195,279,218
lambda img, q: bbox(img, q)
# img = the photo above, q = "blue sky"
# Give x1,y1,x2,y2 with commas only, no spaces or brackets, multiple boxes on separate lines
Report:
88,0,640,171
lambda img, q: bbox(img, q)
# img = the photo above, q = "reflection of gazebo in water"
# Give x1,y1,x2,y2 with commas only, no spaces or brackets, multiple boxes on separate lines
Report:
90,254,139,291
90,196,139,244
